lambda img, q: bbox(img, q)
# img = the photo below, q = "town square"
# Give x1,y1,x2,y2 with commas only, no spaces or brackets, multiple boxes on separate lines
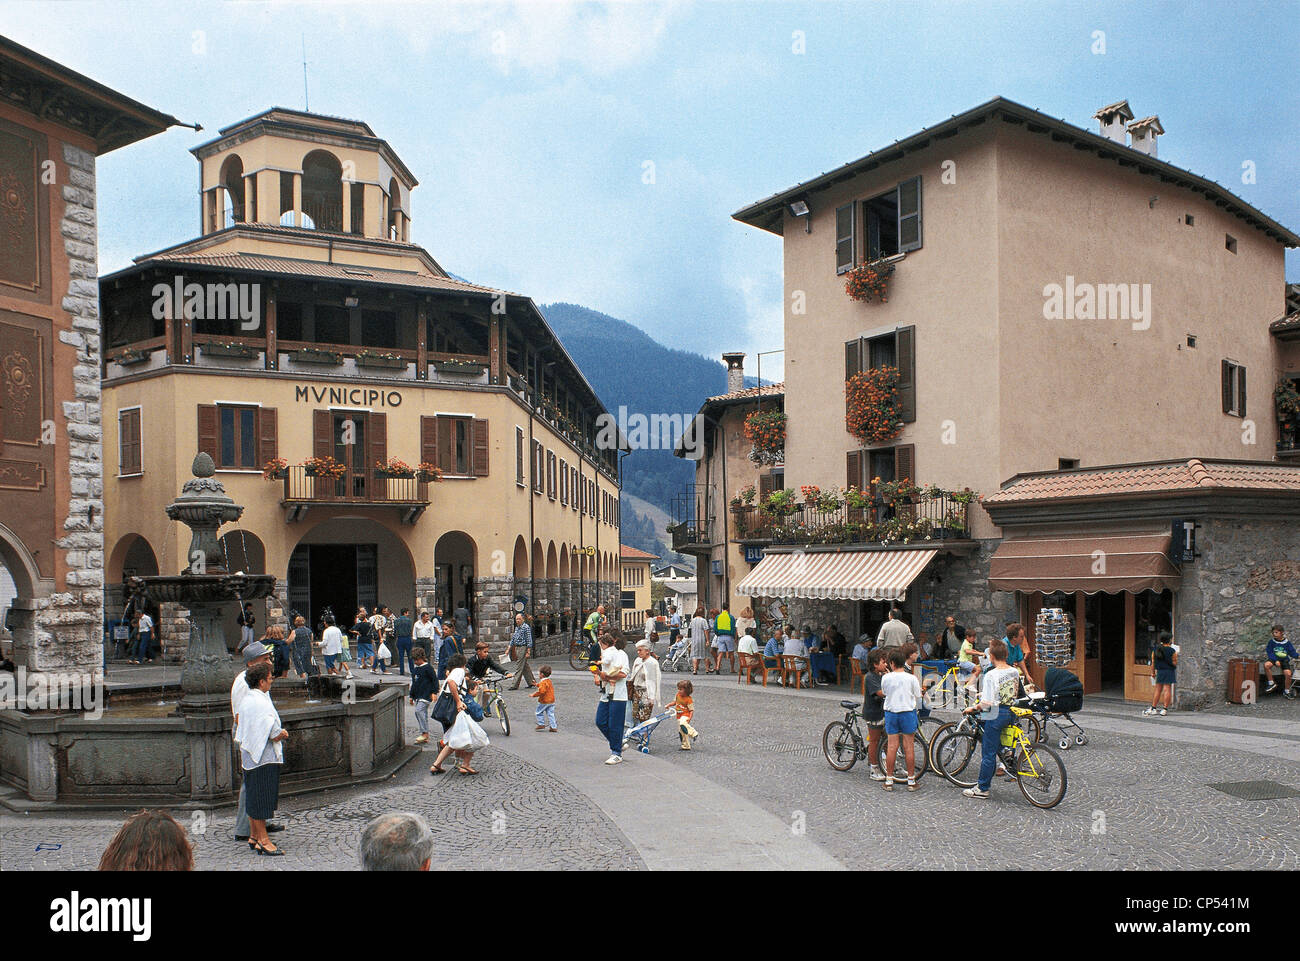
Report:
0,0,1296,914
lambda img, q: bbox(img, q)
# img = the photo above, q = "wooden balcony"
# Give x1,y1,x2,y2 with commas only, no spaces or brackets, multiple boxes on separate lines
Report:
731,492,972,548
278,466,431,524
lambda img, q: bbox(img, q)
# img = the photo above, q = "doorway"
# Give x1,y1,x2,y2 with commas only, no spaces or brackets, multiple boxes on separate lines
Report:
1092,593,1126,693
288,543,379,626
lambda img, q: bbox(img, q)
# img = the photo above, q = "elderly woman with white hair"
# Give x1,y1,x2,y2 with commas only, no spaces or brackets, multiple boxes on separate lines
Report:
628,638,662,726
235,661,289,856
360,812,434,871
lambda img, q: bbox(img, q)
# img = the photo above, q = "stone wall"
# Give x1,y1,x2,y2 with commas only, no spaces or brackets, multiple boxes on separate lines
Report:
28,142,104,677
1173,516,1300,709
927,541,1018,644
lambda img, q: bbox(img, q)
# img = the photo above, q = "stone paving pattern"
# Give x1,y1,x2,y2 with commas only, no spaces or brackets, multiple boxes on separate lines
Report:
4,657,1299,870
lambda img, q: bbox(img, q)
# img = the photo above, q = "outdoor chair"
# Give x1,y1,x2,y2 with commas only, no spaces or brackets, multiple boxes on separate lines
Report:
780,654,810,689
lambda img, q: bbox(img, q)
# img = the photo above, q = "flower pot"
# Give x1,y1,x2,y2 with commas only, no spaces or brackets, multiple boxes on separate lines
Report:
201,342,257,359
292,349,343,366
267,469,287,480
380,470,415,479
357,355,407,370
117,350,150,366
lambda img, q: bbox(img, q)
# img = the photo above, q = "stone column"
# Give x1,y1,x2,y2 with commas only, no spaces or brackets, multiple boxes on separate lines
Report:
267,583,289,636
474,575,514,654
342,178,352,233
415,576,437,616
292,172,303,227
159,601,191,662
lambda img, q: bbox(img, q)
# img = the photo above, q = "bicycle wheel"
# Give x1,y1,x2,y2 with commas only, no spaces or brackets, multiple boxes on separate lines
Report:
495,698,511,737
926,721,958,775
568,643,586,672
1014,743,1067,809
878,731,928,782
934,730,980,787
822,721,859,771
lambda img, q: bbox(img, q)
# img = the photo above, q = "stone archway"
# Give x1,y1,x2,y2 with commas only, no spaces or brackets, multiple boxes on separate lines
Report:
0,521,42,669
434,530,477,618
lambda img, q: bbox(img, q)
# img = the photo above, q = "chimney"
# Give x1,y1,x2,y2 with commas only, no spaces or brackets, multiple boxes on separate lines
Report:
1126,116,1164,158
1092,99,1134,144
722,352,745,395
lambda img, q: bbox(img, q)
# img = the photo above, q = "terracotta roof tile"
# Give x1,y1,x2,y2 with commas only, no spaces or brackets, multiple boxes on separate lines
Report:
705,383,785,404
986,458,1300,504
620,545,659,561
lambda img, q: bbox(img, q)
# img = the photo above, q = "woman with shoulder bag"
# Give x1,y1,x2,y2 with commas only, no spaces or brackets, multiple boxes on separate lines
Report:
429,654,488,775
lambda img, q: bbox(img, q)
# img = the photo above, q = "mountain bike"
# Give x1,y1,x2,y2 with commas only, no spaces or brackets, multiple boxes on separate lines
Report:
823,700,929,782
569,637,600,672
932,702,1067,808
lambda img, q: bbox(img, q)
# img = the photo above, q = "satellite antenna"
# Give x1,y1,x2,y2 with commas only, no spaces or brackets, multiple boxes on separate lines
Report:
302,33,310,111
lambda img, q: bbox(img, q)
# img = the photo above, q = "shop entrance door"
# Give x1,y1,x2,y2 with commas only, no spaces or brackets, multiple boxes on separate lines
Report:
1126,589,1174,701
1092,593,1127,696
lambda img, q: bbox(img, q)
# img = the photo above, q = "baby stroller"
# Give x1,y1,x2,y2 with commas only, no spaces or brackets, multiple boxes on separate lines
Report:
661,637,689,673
622,707,678,754
1027,667,1087,749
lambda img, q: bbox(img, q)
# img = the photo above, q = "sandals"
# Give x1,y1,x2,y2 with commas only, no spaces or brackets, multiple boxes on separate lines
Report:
429,765,445,775
252,840,284,856
457,766,478,775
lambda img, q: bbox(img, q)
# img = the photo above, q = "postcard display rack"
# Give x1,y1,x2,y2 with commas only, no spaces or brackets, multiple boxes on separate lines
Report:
1035,607,1075,667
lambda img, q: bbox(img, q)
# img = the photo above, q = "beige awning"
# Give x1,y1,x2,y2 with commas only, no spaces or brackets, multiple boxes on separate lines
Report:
988,532,1181,594
735,548,939,602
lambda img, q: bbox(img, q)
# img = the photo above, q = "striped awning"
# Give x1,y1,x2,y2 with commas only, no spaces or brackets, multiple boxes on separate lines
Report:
735,549,940,602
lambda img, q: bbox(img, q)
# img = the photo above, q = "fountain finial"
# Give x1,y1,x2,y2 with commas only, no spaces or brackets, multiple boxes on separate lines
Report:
193,452,215,478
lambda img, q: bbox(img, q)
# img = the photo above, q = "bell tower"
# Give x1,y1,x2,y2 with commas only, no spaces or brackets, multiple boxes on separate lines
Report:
191,107,418,242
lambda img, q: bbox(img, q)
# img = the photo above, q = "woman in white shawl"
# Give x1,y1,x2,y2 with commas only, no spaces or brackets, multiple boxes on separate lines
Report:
628,638,662,725
235,661,289,856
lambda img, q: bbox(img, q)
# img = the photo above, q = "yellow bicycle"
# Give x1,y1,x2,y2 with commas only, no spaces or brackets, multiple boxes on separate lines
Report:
932,703,1067,808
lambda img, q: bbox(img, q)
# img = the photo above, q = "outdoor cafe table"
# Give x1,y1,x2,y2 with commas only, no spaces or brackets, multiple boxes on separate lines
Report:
810,651,837,683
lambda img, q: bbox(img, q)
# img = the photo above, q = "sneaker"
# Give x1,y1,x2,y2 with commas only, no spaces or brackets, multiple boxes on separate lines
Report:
1265,682,1279,694
962,787,989,799
869,766,887,782
1159,707,1168,715
604,754,623,765
1286,690,1297,700
414,734,429,744
1142,707,1159,716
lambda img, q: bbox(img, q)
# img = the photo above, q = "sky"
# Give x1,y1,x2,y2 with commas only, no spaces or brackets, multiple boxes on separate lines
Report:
5,0,1299,380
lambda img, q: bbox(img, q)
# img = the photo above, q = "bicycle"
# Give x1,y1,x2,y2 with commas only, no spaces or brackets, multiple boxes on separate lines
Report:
931,701,1067,809
822,700,929,782
478,671,511,736
926,698,1040,761
569,636,600,672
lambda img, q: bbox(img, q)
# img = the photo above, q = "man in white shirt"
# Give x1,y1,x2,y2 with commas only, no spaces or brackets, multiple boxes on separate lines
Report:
594,635,630,765
737,631,762,683
232,642,281,842
132,610,155,663
876,608,914,648
783,631,810,686
320,616,345,675
413,610,439,656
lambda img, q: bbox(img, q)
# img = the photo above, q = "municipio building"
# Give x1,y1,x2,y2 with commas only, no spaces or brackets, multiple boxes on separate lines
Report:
99,108,622,657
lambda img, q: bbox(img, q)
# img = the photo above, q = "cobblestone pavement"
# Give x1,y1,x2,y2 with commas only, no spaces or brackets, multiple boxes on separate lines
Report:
0,742,645,871
5,656,1299,870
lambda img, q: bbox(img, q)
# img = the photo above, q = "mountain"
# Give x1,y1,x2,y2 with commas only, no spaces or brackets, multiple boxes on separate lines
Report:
539,302,753,559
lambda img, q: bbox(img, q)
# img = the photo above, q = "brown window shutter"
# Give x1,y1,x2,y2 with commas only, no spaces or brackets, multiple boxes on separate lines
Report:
257,407,278,468
846,450,861,491
472,419,489,477
896,325,916,423
313,409,331,459
1221,360,1233,414
1237,366,1246,418
758,472,775,499
421,415,438,467
844,338,862,380
437,416,453,473
120,410,141,474
894,444,916,485
197,404,218,461
368,412,387,469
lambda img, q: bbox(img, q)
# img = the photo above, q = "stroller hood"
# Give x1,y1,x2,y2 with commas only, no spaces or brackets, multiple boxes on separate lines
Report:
1044,667,1083,697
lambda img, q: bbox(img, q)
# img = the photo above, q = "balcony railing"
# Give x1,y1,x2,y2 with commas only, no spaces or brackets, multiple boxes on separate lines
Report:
280,466,431,506
669,485,717,552
731,492,971,547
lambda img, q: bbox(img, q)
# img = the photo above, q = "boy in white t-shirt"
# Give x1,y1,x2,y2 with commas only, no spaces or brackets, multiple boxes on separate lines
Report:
880,647,923,791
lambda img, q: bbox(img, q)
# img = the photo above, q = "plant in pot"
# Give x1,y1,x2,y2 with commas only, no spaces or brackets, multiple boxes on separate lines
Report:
375,457,414,478
1275,379,1300,423
743,409,786,466
262,457,288,480
415,462,443,483
760,488,798,518
844,257,896,303
302,456,346,479
846,366,903,445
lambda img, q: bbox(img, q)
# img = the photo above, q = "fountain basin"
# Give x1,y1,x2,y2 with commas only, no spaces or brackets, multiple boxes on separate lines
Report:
0,676,416,810
140,573,276,604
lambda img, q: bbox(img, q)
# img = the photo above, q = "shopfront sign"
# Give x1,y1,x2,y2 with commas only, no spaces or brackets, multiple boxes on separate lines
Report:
1170,519,1197,563
294,384,403,407
711,560,723,576
742,545,764,565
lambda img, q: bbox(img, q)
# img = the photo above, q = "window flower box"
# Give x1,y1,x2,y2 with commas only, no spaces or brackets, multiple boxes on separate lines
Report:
356,351,407,370
116,348,151,366
263,458,289,480
375,457,414,478
433,359,486,375
302,456,346,479
200,341,258,359
292,348,344,366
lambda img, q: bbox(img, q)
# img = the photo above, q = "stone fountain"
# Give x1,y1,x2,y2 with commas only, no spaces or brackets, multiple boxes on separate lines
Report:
0,454,418,810
142,453,276,714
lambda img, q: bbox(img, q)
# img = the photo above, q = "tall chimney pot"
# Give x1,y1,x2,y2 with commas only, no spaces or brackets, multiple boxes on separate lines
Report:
1093,99,1134,144
722,352,745,395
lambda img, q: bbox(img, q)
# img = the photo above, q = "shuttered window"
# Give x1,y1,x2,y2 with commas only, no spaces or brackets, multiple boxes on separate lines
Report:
835,203,855,274
898,176,922,252
1222,360,1246,417
199,403,276,470
532,440,544,493
515,427,526,487
844,325,916,426
547,450,557,499
560,458,568,504
423,415,488,476
118,408,142,475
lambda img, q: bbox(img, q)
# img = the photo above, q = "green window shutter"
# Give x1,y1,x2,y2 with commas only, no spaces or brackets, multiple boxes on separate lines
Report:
836,203,855,274
895,325,917,423
898,176,922,252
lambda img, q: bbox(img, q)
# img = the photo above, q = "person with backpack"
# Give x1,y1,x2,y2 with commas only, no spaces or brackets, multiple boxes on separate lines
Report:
1143,631,1178,716
711,603,737,674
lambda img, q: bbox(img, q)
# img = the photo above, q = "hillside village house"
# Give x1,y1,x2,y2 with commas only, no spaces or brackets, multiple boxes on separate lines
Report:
0,37,175,682
619,543,657,632
99,108,622,658
725,96,1300,706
